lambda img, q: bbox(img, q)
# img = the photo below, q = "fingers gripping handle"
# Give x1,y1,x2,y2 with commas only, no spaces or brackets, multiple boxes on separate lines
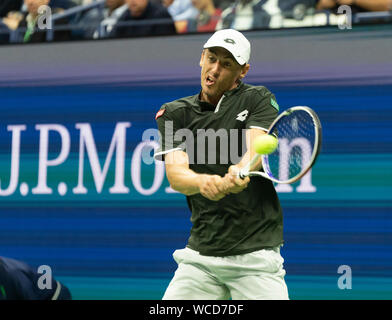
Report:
238,167,248,179
238,154,260,179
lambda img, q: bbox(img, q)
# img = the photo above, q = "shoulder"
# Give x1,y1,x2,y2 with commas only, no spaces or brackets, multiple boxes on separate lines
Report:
156,95,196,122
0,256,33,275
163,95,196,113
240,83,280,112
242,83,274,98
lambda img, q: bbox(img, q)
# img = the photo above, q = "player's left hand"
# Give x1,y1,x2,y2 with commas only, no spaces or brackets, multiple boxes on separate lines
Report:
220,165,250,194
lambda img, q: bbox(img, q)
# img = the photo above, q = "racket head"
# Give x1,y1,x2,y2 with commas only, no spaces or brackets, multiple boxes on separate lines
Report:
261,106,322,184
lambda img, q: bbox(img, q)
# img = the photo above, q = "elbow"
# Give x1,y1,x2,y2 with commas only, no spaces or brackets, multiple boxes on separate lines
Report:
168,180,194,196
167,176,197,196
166,175,185,195
168,181,182,193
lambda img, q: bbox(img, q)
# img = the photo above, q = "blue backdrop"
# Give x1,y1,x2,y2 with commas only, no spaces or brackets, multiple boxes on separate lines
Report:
0,26,391,299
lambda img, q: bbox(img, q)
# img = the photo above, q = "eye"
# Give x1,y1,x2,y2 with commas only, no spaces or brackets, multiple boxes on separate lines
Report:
208,56,216,62
224,62,232,68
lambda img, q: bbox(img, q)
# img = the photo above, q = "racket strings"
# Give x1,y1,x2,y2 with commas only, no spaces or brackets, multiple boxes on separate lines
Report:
265,110,316,182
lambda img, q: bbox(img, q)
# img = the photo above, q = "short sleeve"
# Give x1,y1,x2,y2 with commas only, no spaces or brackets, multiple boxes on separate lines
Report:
154,105,186,161
245,91,279,132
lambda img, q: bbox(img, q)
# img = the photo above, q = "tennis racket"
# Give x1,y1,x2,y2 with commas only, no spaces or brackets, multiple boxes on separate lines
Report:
239,106,322,184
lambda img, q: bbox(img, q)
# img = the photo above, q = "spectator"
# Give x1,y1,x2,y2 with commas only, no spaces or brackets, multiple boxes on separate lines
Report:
2,11,24,32
0,256,71,300
2,0,72,43
316,0,392,13
162,0,198,21
216,0,271,31
77,0,127,39
185,0,222,33
110,0,176,38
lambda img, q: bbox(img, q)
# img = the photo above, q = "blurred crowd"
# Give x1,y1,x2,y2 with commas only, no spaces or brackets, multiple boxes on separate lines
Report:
0,0,391,44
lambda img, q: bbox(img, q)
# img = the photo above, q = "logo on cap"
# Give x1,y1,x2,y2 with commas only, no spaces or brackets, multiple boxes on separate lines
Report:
224,38,235,44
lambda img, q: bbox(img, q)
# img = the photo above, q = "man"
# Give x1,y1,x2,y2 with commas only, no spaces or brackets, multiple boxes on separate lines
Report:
110,0,176,38
162,0,198,22
216,0,271,31
186,0,223,33
77,0,127,39
0,256,71,300
3,0,72,43
154,29,289,300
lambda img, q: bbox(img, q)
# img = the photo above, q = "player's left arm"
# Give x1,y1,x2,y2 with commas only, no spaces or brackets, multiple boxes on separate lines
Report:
219,90,279,194
219,128,266,194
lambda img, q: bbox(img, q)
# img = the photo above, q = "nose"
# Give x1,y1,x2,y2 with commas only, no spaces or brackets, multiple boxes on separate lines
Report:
210,61,221,77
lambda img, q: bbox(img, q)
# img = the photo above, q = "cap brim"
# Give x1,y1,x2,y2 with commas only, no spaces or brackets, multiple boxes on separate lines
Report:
203,42,247,65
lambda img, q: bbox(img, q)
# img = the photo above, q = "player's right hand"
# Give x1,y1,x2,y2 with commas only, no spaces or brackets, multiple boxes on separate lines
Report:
221,165,250,194
198,174,227,201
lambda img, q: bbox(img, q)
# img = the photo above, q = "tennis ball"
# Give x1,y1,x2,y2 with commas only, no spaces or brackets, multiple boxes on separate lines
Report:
253,134,278,155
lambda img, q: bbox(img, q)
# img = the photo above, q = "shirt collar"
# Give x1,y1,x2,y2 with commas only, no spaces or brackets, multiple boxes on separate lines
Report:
195,81,244,111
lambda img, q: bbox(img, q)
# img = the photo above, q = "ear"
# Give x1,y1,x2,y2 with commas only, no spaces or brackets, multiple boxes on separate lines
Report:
239,63,250,80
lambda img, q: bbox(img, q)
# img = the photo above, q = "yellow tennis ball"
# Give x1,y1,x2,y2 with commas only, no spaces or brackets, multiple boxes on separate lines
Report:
253,134,278,154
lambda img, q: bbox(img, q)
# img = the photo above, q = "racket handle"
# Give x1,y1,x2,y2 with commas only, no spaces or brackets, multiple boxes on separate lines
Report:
238,154,260,179
238,170,247,179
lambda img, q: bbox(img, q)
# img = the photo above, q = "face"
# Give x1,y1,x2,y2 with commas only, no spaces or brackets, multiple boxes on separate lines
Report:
126,0,148,17
24,0,50,14
199,47,249,105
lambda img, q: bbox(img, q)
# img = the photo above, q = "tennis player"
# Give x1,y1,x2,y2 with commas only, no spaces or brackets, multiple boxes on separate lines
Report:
154,29,289,300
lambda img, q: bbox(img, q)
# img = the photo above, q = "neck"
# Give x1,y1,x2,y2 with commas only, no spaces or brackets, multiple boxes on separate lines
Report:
200,92,221,106
200,82,240,105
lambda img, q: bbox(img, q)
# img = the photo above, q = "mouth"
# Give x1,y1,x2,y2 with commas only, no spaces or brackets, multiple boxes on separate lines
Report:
205,75,216,87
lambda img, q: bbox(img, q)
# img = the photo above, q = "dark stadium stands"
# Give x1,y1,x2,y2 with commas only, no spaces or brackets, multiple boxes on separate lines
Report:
0,0,391,44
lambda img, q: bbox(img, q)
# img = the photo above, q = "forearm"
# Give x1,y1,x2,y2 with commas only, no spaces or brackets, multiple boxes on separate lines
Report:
337,0,392,11
236,149,262,172
354,0,392,11
166,165,203,195
235,128,265,171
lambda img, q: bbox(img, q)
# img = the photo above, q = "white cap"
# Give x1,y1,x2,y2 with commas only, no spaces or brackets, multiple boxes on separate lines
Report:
203,29,251,66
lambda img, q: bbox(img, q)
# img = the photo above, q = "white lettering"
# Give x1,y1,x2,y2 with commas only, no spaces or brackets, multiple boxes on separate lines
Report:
131,141,164,196
73,122,131,194
32,124,70,194
274,137,316,193
0,125,26,196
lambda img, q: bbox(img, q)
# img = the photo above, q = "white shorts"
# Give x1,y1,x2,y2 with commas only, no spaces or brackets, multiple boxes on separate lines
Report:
163,246,289,300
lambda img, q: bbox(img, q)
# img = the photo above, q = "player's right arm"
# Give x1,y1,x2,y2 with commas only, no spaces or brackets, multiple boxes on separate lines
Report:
155,104,227,201
164,150,227,201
